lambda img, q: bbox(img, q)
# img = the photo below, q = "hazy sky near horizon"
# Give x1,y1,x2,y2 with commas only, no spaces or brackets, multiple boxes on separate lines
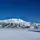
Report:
0,0,40,22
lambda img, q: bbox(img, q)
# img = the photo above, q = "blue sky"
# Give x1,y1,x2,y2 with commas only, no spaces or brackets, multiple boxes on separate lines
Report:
0,0,40,22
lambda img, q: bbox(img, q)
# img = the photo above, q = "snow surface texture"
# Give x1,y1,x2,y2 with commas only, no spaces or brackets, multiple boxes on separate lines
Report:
0,29,40,40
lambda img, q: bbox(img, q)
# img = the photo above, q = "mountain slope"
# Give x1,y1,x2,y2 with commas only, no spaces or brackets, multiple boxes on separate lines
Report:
0,18,31,28
0,18,40,29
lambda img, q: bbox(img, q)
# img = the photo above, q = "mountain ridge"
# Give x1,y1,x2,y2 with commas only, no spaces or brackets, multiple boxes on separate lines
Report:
0,18,40,29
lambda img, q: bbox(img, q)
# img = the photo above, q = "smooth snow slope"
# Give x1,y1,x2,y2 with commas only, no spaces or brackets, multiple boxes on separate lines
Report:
0,29,40,40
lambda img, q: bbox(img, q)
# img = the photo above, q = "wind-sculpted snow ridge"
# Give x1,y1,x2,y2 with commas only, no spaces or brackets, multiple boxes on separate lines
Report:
0,18,40,29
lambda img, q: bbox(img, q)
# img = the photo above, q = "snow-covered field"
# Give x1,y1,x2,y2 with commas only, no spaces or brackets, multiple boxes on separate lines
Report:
0,28,40,40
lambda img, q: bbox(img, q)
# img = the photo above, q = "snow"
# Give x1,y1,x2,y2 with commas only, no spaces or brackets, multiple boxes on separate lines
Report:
0,18,40,28
0,18,31,28
0,28,40,40
0,18,24,23
0,18,40,40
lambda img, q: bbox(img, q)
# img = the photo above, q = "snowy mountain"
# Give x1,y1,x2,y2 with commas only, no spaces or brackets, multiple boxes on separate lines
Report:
0,18,40,29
